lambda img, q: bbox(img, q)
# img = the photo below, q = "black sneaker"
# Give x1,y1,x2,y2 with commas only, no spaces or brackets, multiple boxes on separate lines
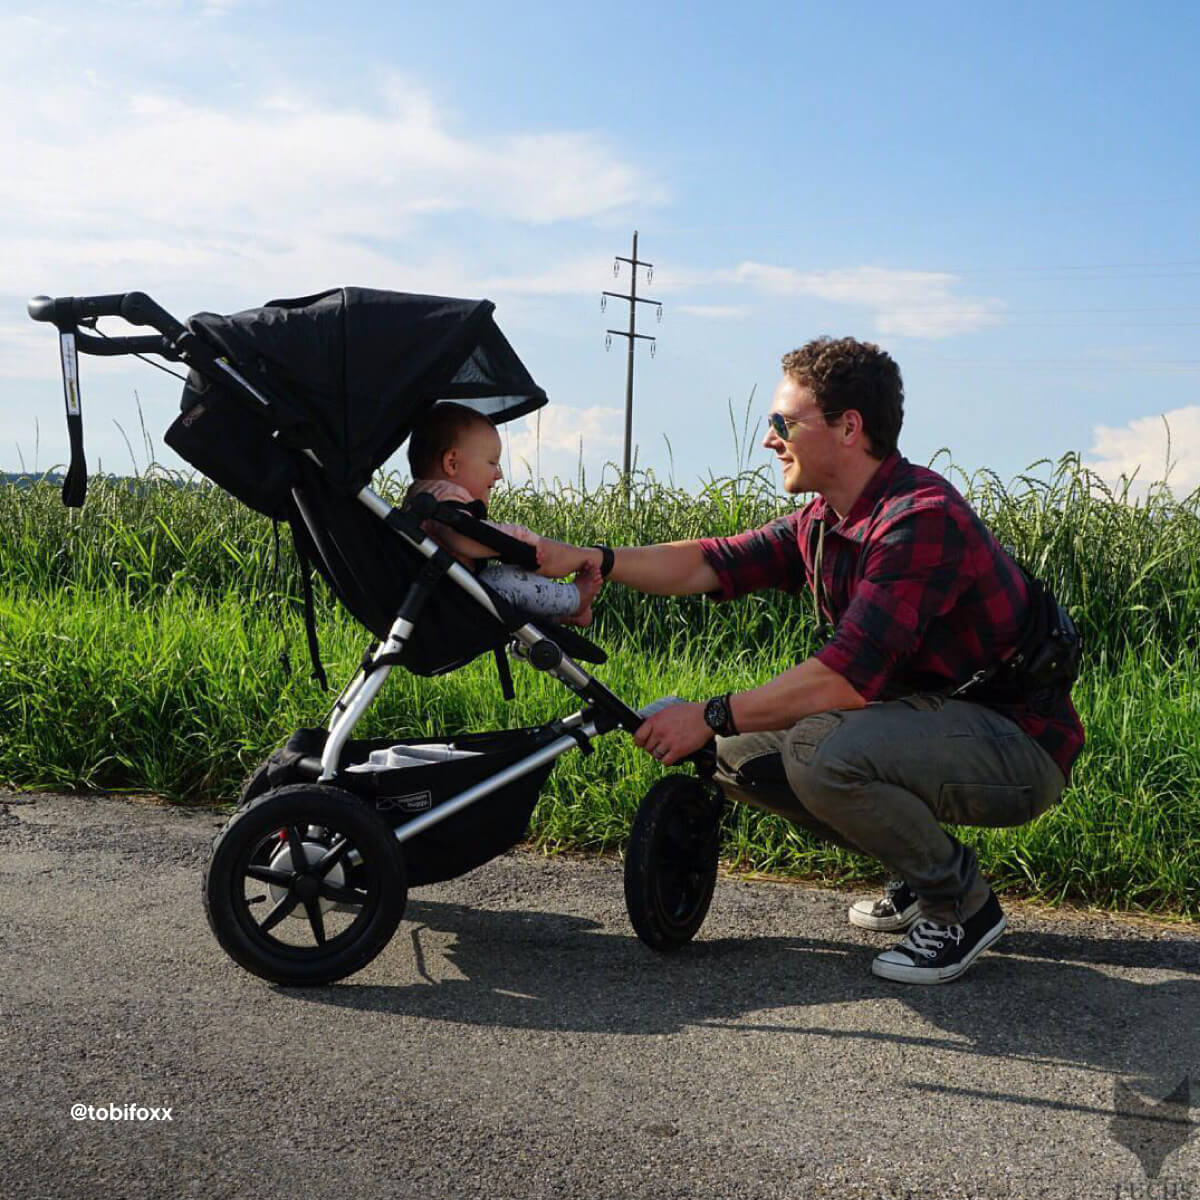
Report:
871,892,1007,984
848,879,920,931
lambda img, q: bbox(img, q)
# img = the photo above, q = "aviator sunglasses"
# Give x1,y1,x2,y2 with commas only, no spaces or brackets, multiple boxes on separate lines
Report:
767,408,845,441
766,411,802,441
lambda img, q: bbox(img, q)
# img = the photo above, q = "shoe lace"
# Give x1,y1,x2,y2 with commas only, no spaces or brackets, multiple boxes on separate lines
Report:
882,879,907,903
902,919,965,960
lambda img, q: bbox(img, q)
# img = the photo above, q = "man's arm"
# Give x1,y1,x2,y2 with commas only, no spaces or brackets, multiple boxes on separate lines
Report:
537,539,719,596
634,656,866,765
727,656,867,732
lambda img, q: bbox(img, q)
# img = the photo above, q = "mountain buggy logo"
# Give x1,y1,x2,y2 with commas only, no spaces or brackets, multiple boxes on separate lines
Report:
376,791,433,814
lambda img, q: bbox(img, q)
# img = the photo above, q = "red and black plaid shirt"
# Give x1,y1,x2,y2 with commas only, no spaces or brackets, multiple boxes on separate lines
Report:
698,452,1084,782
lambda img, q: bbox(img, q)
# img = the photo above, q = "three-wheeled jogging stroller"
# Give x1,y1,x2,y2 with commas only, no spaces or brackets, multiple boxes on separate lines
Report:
28,286,726,985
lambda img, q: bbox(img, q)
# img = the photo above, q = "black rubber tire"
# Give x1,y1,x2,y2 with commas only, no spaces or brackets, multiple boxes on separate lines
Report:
204,783,407,986
624,774,722,952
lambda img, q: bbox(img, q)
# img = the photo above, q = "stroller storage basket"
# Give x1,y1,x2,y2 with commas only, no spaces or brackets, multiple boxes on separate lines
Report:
263,725,562,886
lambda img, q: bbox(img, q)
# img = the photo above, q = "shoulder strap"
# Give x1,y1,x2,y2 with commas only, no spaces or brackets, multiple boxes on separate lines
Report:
809,518,833,642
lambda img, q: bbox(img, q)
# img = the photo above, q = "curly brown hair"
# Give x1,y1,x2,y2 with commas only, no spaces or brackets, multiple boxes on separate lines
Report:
781,337,903,460
407,402,494,478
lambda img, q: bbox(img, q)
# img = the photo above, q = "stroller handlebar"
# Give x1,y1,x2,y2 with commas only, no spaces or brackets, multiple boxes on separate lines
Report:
28,291,190,349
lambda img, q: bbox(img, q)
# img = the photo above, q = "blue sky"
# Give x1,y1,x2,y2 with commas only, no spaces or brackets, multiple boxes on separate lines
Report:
3,0,1198,495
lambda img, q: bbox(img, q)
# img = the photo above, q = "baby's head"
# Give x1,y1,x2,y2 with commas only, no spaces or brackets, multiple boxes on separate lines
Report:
407,402,503,504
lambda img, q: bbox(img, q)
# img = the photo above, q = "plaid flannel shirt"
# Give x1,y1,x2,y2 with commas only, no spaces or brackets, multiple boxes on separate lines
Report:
698,452,1084,782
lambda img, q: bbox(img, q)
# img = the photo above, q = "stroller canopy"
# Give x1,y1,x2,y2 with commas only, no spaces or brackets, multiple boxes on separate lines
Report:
188,287,547,492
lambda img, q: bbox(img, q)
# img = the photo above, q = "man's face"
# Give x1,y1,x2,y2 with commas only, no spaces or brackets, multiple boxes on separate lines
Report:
763,376,843,495
447,422,504,503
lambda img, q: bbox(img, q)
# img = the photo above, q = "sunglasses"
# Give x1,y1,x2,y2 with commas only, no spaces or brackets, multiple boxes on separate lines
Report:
767,409,845,440
766,411,802,441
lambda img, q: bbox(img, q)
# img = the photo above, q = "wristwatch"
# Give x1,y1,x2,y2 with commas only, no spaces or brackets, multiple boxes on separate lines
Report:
591,544,615,577
703,693,738,738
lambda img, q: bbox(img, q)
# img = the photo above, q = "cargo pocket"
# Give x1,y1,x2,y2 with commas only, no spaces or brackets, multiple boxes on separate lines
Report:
788,710,845,767
937,781,1033,828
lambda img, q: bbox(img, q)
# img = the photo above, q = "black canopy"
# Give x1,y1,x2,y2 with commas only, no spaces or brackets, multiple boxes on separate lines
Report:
187,287,547,493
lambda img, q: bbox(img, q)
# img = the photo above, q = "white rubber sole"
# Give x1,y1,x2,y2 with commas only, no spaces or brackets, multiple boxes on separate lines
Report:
870,913,1008,984
847,897,920,932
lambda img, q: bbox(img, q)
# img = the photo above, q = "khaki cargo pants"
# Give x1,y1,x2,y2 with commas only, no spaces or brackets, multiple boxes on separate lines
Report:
713,694,1066,925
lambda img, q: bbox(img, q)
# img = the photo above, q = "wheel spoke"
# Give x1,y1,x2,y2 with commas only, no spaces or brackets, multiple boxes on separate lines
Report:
285,825,309,870
245,864,295,887
259,891,300,933
303,897,327,945
313,835,351,878
319,881,370,907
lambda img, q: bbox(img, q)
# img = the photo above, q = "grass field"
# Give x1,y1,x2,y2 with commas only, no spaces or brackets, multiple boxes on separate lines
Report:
2,456,1198,915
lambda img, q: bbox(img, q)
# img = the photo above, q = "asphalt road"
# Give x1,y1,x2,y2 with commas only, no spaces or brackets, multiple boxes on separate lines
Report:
1,789,1197,1200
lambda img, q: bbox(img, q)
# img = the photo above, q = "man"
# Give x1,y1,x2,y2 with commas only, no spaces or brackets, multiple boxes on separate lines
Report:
540,336,1083,984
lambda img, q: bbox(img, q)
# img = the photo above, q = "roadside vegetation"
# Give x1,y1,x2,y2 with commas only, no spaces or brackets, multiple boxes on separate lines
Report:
2,455,1198,915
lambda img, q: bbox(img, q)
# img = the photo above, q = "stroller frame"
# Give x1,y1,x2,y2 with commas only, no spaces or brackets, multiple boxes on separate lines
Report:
28,289,723,985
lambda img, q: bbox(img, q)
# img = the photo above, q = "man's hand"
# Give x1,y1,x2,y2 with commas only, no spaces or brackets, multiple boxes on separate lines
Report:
633,701,713,766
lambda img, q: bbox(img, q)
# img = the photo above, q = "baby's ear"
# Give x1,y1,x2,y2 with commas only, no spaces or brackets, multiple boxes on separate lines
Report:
442,448,459,477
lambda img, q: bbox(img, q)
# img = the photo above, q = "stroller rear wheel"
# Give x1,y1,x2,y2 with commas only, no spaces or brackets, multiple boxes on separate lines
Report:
204,783,407,986
624,775,722,952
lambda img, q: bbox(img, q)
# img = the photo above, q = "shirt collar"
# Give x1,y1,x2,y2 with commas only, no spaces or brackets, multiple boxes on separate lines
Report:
814,451,905,544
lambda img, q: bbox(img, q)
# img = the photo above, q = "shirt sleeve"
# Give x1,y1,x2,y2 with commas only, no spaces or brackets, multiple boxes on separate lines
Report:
815,503,975,700
698,513,807,602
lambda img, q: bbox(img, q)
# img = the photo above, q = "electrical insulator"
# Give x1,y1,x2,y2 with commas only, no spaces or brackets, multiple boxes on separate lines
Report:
656,304,663,323
605,333,612,351
601,295,606,312
647,265,654,284
613,260,620,277
650,340,656,359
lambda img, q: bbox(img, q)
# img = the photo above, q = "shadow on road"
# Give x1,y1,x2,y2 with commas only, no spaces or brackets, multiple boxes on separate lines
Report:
287,898,1200,1089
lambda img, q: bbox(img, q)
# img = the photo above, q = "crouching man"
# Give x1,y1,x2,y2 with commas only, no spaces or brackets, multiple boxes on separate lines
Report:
540,336,1084,984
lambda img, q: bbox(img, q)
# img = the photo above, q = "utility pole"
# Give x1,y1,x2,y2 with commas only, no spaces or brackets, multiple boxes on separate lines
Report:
602,230,662,478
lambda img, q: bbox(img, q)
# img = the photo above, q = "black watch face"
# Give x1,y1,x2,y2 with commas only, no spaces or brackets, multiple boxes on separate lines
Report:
705,696,728,734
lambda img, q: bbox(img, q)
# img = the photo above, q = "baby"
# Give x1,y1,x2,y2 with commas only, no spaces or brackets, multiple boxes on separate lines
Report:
404,403,602,626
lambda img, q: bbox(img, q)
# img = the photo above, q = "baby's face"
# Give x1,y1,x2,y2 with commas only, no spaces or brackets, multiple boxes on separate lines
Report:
450,422,504,503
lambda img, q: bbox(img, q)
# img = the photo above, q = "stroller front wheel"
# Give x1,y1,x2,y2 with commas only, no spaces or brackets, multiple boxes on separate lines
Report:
204,783,407,985
624,774,723,952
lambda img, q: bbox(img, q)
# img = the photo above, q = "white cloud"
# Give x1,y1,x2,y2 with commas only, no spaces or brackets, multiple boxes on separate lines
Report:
0,34,666,354
1,75,653,237
725,262,1003,339
501,404,623,484
1084,406,1200,498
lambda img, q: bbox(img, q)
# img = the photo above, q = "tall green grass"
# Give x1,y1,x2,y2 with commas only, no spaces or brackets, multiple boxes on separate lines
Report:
2,458,1198,914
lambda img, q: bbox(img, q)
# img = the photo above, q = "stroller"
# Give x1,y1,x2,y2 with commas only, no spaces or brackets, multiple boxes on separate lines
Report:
28,287,725,985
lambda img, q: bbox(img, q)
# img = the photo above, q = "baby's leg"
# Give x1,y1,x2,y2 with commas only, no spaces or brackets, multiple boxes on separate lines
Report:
479,564,583,621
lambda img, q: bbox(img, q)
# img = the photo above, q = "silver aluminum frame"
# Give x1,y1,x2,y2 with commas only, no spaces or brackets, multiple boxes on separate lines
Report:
317,485,609,849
